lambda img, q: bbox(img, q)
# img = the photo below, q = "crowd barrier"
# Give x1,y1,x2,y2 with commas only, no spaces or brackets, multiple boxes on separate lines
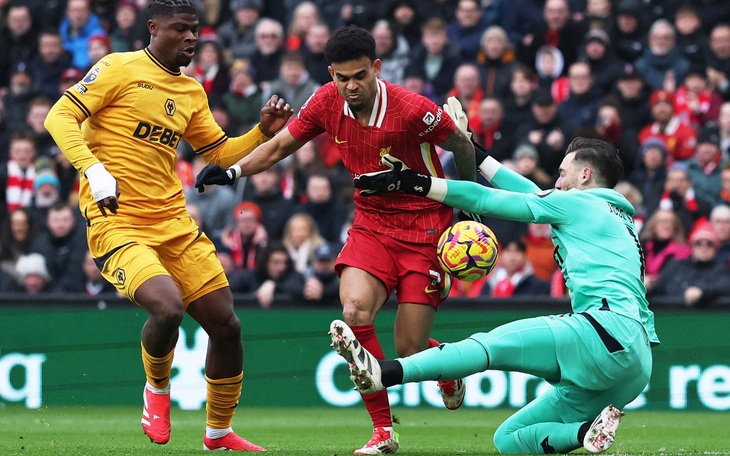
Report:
1,295,728,411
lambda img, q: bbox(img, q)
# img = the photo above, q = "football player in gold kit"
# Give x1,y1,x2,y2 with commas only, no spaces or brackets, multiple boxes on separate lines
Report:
44,0,293,451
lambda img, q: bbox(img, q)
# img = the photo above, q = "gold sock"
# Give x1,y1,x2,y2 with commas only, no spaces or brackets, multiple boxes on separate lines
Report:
205,372,243,429
141,342,174,390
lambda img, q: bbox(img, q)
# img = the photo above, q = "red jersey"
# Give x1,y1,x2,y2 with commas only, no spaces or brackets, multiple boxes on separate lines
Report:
288,79,457,244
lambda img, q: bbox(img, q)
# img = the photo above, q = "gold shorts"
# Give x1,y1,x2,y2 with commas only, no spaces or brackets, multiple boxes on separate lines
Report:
87,216,228,307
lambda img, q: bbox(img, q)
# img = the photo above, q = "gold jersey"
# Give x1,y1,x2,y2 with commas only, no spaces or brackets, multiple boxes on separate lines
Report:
46,48,269,224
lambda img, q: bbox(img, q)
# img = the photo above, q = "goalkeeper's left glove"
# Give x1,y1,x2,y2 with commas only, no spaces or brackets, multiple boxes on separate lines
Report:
353,154,432,197
195,164,242,192
442,96,489,167
457,210,483,224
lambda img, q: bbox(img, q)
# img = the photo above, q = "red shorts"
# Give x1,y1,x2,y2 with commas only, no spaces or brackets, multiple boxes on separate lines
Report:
335,227,448,307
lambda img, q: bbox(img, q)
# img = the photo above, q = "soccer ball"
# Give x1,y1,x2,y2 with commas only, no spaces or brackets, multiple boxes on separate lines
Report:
437,220,499,282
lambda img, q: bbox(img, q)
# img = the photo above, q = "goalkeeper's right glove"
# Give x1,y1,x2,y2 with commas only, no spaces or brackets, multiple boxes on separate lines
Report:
195,164,241,192
353,154,432,197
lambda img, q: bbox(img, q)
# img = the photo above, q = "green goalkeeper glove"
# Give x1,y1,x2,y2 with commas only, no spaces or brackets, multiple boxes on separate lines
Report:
353,154,432,197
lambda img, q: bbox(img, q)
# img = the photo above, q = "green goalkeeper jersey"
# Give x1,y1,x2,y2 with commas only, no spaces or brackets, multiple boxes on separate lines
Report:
437,167,659,346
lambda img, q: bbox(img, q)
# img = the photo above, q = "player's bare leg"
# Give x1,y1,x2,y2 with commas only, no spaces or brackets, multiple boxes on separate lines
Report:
136,275,185,445
188,286,265,452
339,267,398,454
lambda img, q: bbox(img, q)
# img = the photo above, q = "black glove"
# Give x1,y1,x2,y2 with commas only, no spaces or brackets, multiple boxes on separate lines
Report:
353,154,432,197
195,164,238,193
457,210,483,224
471,136,490,167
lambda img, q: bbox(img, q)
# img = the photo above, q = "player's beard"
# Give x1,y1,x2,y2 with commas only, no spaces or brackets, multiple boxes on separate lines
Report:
347,100,365,112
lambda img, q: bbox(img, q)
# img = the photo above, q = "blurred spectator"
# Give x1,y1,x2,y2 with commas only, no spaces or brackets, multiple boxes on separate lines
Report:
189,37,230,97
216,0,262,61
502,65,536,127
446,63,484,120
507,142,553,189
475,25,517,99
222,59,263,134
706,23,730,101
230,241,305,308
720,162,730,206
638,89,697,164
0,4,37,90
718,102,730,160
250,18,286,89
300,22,332,86
295,173,350,244
709,204,730,265
282,212,325,275
672,69,723,130
387,0,422,50
579,28,624,96
371,19,410,86
612,64,651,147
649,221,730,307
672,4,708,68
281,140,326,202
0,208,39,282
86,34,111,70
514,88,566,178
448,0,488,62
582,0,611,31
521,222,556,282
185,157,238,243
28,170,63,226
615,180,647,232
14,252,52,294
482,237,550,297
634,19,691,92
687,127,725,207
628,138,668,215
2,62,41,134
28,29,73,101
607,0,646,64
59,0,107,71
31,202,86,292
469,96,517,163
242,165,297,241
595,102,635,174
534,45,568,102
518,0,587,72
406,17,462,104
82,250,116,296
267,51,320,112
0,130,38,221
286,2,323,52
220,201,268,272
640,207,691,288
504,0,548,53
303,241,341,305
657,162,713,234
24,96,57,160
58,67,84,96
109,0,145,52
558,61,602,140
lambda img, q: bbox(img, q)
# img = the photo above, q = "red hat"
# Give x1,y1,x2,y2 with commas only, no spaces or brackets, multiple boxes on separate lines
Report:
234,201,263,223
689,221,719,247
89,34,111,50
649,89,674,108
61,67,84,81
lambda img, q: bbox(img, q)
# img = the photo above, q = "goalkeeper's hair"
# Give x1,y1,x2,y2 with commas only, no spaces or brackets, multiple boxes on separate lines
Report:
148,0,197,18
325,25,376,64
565,137,624,188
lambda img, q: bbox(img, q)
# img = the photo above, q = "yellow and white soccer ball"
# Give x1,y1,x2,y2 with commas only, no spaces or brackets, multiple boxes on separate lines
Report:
437,220,499,282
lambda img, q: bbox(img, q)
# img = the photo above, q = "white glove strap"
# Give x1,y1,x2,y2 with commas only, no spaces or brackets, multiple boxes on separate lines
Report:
84,163,117,202
229,164,242,180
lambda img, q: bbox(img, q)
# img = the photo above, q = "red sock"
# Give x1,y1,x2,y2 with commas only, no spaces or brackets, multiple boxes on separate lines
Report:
351,324,391,428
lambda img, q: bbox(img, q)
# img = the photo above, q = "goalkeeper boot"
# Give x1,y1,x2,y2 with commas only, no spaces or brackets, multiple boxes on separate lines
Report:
353,427,399,455
583,404,624,453
437,378,465,410
203,430,266,451
141,382,171,444
329,319,384,395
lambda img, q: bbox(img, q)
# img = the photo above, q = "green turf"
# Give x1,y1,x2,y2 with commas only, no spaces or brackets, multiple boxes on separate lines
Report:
1,406,728,455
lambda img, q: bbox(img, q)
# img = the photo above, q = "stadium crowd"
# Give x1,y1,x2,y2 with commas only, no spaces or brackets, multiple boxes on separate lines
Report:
2,0,730,307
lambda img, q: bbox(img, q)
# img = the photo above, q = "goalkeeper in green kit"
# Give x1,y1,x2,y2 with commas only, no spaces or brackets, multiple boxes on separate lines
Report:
328,98,659,454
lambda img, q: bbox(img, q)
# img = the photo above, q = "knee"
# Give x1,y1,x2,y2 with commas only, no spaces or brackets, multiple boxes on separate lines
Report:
493,422,520,454
394,337,426,357
210,312,241,342
340,297,377,325
148,300,185,331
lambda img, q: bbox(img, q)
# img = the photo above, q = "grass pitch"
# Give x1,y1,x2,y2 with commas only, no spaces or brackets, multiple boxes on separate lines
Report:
1,406,728,455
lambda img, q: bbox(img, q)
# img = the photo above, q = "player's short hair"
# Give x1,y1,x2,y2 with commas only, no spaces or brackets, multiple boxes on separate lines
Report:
565,137,624,188
148,0,197,18
325,25,376,64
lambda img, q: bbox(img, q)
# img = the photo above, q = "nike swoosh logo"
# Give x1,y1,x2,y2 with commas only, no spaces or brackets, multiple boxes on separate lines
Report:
424,286,439,294
334,136,347,144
